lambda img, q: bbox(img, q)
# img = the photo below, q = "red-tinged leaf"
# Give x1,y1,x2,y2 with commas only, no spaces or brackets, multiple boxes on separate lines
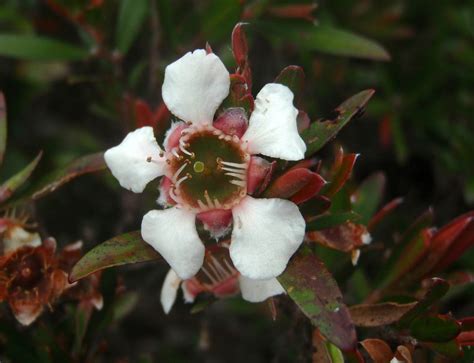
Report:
410,314,461,343
69,231,161,282
267,4,318,22
433,214,474,272
231,23,252,89
307,222,369,253
0,151,42,203
408,213,473,280
368,197,404,231
457,331,474,346
275,65,305,102
232,22,248,67
349,302,417,327
278,248,357,351
360,339,393,363
352,173,385,225
422,340,462,358
321,153,358,198
30,152,107,200
134,99,154,128
264,168,326,204
0,92,6,166
302,90,375,156
307,212,361,231
459,317,474,332
398,278,450,328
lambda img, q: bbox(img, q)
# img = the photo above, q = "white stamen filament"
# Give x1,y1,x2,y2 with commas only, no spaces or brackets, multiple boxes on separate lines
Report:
172,162,188,182
224,172,246,180
204,190,215,209
179,139,194,157
201,267,218,284
175,174,190,189
220,160,247,169
230,180,246,187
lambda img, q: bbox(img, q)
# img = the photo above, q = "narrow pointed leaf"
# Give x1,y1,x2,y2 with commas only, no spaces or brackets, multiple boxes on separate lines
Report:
352,173,386,225
0,92,6,166
30,152,107,200
360,339,393,362
115,0,149,54
398,278,450,328
0,34,88,61
278,248,357,351
0,151,42,203
70,231,161,282
321,153,358,198
302,90,375,156
350,302,417,327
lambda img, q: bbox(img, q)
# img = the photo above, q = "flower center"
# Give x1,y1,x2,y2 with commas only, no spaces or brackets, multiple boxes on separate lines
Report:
168,124,249,211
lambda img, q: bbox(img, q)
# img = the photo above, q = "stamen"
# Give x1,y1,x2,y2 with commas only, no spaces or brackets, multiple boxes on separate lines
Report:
221,166,246,174
220,160,247,169
179,139,194,156
211,256,230,277
201,267,218,284
197,200,208,210
169,187,180,203
172,162,188,182
204,190,214,208
175,174,189,189
230,180,246,187
207,260,225,280
171,149,181,159
224,172,246,180
213,198,222,208
223,259,237,274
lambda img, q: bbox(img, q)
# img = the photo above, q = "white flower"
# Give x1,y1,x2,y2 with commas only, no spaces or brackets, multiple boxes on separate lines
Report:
160,267,285,314
104,49,307,281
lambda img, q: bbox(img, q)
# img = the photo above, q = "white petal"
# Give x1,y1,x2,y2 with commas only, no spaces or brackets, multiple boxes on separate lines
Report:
160,269,182,314
162,49,230,125
239,276,285,303
242,83,306,160
230,196,305,279
104,127,166,193
141,207,204,279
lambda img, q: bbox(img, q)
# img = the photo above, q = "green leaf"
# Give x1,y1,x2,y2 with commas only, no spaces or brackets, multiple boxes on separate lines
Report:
352,173,386,225
410,315,461,342
258,22,390,61
116,0,149,54
306,212,361,231
278,248,357,351
0,151,42,203
0,34,88,61
70,231,161,282
398,278,450,328
0,92,6,166
302,90,375,156
297,26,390,61
274,65,305,101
